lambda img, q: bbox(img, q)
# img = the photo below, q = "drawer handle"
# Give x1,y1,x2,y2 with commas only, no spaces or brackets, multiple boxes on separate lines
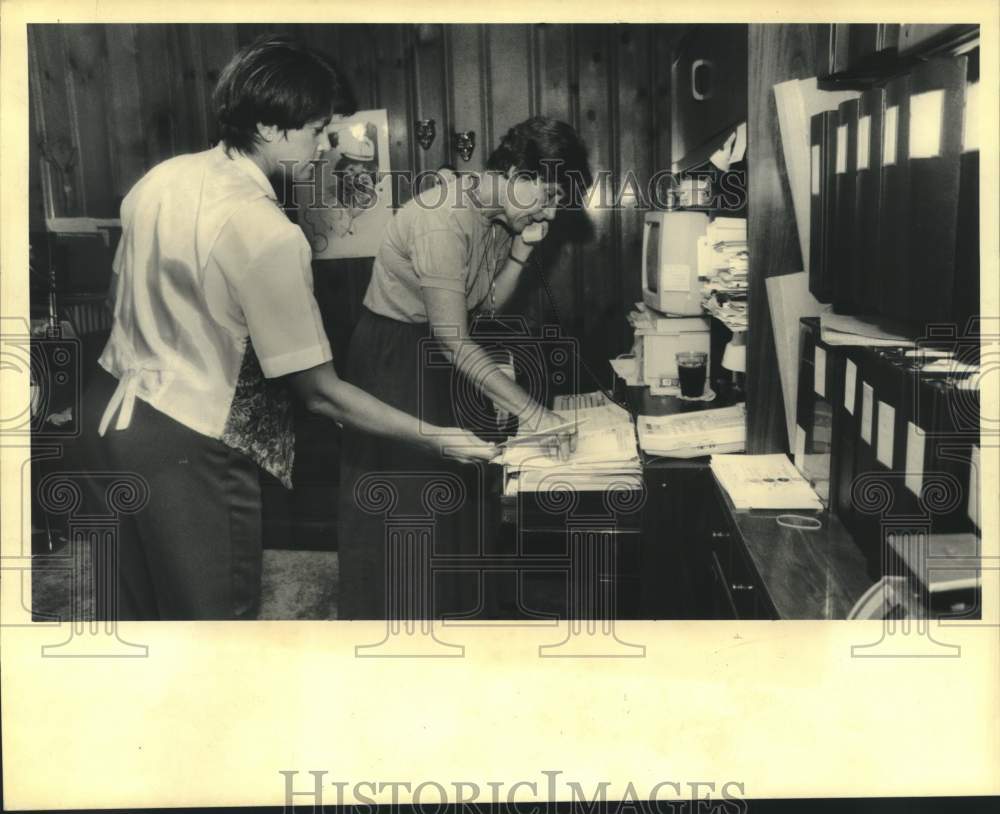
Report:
691,58,714,101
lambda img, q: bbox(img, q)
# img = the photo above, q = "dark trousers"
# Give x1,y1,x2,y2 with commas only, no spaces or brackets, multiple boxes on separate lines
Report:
79,368,263,620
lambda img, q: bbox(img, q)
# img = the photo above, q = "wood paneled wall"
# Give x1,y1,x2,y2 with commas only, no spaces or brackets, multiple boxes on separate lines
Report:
29,22,685,374
745,24,825,454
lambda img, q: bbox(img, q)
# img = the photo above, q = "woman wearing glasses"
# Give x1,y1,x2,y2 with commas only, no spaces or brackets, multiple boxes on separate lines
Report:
339,116,593,620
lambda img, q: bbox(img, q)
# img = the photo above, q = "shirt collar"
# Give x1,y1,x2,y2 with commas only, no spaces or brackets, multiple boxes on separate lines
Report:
218,143,276,200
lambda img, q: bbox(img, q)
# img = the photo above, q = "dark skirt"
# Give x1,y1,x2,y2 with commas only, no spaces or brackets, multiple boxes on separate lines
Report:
338,307,493,619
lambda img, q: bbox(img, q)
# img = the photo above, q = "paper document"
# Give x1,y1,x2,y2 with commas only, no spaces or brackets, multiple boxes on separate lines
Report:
638,403,746,457
711,453,822,511
499,418,587,448
553,391,632,429
504,470,643,497
503,391,641,492
819,313,918,347
501,425,639,471
553,390,619,411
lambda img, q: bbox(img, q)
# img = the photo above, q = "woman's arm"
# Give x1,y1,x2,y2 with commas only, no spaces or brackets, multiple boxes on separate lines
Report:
286,362,496,464
490,233,536,312
423,285,573,458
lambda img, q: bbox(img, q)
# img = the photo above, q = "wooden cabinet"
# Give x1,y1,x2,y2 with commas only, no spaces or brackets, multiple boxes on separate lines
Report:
641,464,776,620
703,482,777,620
671,24,748,171
641,456,872,619
641,464,713,618
500,488,645,620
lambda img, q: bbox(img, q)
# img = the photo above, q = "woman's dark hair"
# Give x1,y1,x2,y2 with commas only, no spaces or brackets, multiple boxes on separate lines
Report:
213,34,353,154
486,116,593,206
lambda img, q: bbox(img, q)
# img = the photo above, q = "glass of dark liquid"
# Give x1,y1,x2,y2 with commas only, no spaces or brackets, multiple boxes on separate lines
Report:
676,351,708,398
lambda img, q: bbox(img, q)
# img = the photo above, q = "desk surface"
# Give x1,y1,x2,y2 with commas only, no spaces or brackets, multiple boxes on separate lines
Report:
722,493,873,619
627,384,875,619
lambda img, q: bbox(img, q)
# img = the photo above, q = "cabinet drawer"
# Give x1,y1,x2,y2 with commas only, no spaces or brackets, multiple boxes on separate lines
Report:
706,491,777,620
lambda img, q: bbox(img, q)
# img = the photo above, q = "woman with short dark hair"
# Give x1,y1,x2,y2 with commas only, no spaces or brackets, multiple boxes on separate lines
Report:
81,35,495,621
338,116,593,620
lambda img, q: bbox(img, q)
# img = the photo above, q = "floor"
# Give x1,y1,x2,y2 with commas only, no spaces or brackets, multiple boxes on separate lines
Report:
29,537,340,621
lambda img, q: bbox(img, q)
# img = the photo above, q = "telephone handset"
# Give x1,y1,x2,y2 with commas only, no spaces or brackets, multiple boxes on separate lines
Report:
521,222,548,244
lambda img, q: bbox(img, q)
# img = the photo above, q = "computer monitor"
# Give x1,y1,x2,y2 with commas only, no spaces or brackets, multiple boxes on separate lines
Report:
641,210,709,316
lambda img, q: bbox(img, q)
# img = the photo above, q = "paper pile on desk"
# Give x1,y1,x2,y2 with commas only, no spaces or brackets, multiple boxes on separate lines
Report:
701,291,748,331
637,403,746,458
699,218,749,333
711,453,822,511
502,391,641,495
552,390,634,428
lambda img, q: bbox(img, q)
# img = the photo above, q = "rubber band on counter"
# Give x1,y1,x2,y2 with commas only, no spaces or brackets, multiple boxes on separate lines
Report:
775,514,823,531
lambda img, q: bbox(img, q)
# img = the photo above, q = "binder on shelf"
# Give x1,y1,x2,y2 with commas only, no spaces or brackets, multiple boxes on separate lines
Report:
874,352,923,530
895,55,967,323
794,318,841,508
923,377,978,534
953,53,979,332
877,70,912,320
832,98,860,313
809,111,837,303
831,345,862,537
853,86,885,312
846,348,909,575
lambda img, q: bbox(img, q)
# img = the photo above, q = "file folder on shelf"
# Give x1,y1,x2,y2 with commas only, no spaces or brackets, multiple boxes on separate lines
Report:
853,86,885,312
794,318,840,508
843,348,915,575
953,54,979,333
830,345,862,530
877,69,912,320
832,97,860,313
905,55,967,323
872,352,923,543
809,111,838,303
882,55,968,323
923,376,979,534
847,351,884,573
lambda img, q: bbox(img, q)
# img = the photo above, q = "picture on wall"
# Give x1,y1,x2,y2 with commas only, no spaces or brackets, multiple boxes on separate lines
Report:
297,108,391,259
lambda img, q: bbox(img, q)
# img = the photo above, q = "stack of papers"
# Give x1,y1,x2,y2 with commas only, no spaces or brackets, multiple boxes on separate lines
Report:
819,313,918,347
708,217,747,248
711,453,823,511
502,392,641,495
700,219,748,274
552,390,631,423
701,291,748,332
700,217,749,332
637,403,746,458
